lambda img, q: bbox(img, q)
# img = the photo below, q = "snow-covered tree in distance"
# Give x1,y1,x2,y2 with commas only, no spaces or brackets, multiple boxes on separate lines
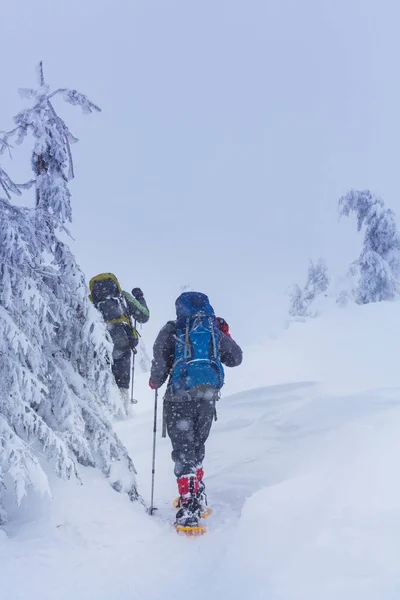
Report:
289,258,330,318
0,65,140,524
339,189,400,304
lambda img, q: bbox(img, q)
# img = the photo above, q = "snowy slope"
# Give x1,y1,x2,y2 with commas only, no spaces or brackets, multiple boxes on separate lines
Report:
2,303,400,600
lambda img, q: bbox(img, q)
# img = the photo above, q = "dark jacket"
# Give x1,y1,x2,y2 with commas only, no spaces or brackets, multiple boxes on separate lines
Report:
150,320,243,390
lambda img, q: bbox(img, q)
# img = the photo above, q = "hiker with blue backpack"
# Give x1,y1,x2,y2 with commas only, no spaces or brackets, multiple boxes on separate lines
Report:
149,292,242,532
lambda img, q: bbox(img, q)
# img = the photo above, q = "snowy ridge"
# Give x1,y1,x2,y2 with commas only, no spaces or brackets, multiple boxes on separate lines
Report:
2,302,400,599
225,301,400,396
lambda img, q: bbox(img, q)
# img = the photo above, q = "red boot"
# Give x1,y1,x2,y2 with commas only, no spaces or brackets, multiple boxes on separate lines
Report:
196,467,204,482
177,473,199,500
175,475,201,527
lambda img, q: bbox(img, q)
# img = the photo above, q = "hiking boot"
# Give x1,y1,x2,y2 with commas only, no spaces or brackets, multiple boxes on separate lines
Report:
175,497,202,528
174,474,200,523
175,475,202,526
177,474,199,498
173,471,210,518
195,467,210,516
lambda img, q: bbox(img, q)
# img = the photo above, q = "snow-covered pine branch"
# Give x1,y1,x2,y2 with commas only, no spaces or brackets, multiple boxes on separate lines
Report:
0,165,21,200
339,190,400,304
0,66,139,523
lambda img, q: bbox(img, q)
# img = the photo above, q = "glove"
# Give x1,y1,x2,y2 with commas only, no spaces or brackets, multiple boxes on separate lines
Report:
149,379,158,390
131,287,144,299
216,317,231,338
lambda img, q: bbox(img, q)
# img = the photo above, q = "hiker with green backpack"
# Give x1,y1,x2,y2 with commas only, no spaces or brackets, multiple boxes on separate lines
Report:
89,273,149,411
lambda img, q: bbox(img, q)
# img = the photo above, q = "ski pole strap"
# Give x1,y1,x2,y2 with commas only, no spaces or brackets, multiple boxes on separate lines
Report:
162,400,167,438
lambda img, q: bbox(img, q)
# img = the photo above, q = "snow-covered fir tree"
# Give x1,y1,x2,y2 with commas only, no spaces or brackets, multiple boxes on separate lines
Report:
289,258,330,317
0,66,140,523
339,189,400,304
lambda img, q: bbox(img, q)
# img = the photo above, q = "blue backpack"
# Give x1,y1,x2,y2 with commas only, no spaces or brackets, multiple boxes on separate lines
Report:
171,292,225,393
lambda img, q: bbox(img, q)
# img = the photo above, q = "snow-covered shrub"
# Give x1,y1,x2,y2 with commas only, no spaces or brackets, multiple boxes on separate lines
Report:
289,259,330,317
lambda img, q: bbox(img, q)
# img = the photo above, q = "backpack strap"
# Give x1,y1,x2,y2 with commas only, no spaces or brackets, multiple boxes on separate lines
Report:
184,317,191,360
209,316,218,360
173,318,191,359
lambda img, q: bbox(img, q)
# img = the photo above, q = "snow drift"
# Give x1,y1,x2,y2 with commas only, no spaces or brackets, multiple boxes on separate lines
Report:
224,301,400,396
2,300,400,600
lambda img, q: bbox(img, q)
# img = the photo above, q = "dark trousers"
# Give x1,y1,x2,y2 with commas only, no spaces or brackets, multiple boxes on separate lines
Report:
165,387,218,478
112,348,131,389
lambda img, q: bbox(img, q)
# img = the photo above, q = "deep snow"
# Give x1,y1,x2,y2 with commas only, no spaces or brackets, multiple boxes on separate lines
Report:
2,302,400,600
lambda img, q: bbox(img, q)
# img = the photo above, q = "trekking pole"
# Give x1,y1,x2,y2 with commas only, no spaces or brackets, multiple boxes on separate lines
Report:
148,388,158,515
130,319,138,404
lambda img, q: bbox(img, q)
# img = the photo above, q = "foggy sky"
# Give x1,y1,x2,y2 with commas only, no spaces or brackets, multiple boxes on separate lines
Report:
2,0,400,346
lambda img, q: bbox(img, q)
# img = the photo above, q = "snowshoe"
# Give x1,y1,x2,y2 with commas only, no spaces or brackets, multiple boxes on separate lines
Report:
173,491,211,519
175,524,207,536
174,497,207,536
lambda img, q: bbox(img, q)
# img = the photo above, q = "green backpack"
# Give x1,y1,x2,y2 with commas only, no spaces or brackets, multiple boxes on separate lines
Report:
89,273,138,351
